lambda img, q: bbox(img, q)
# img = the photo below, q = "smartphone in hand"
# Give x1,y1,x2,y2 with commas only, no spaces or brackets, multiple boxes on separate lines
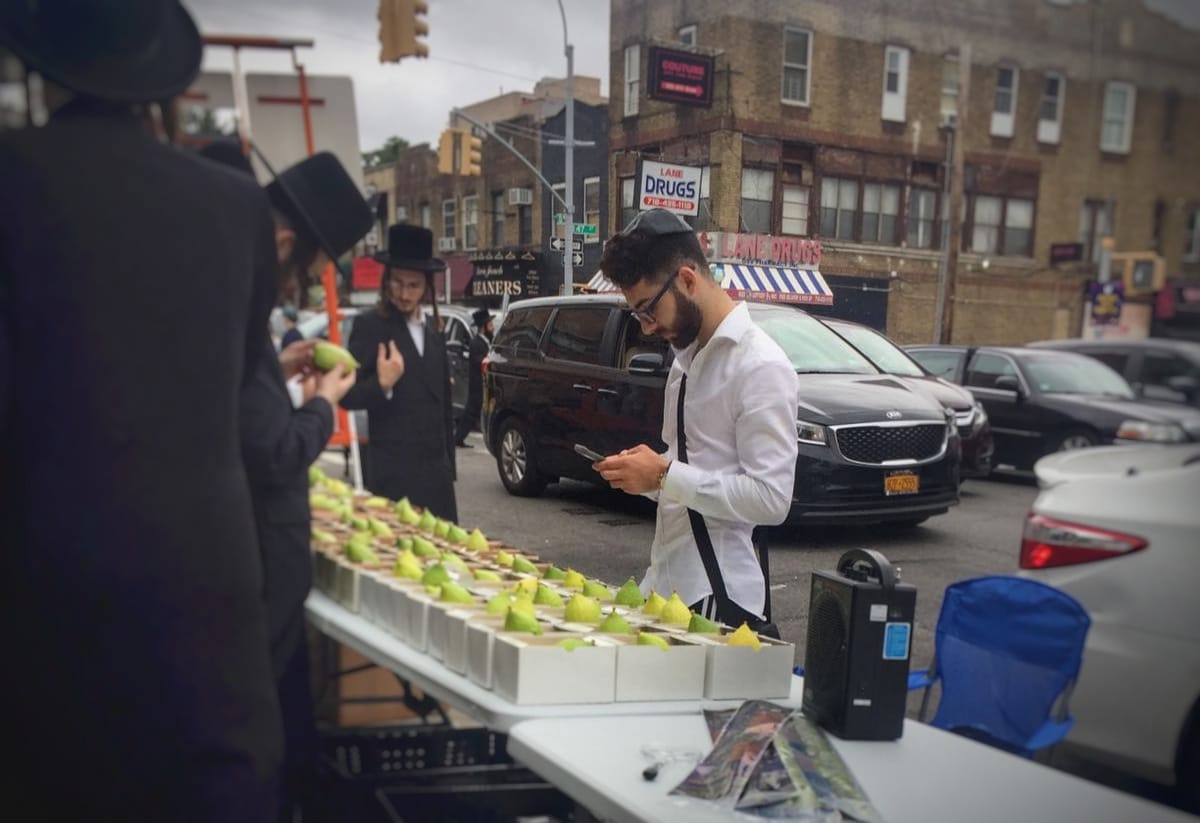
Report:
574,443,605,462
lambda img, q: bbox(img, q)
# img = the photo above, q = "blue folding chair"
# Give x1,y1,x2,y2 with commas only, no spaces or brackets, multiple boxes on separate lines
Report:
908,575,1091,758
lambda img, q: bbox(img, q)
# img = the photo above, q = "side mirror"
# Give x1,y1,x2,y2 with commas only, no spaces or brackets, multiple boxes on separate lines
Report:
994,375,1022,397
628,352,665,376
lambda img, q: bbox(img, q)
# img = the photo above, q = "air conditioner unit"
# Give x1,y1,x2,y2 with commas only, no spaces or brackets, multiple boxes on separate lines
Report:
437,237,458,252
508,188,533,206
940,111,958,129
396,205,408,221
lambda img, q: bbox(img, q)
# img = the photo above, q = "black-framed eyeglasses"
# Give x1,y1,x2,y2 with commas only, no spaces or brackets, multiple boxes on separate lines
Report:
630,270,678,323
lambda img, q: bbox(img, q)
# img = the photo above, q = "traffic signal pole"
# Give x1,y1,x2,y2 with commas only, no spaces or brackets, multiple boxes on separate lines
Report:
559,0,575,296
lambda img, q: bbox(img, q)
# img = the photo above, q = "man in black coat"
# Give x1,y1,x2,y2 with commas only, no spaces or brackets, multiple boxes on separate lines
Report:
0,2,283,820
342,224,458,521
455,307,494,447
209,146,371,821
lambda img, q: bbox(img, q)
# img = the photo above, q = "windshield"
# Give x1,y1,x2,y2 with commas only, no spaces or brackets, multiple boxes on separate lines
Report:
829,323,924,376
1024,355,1135,398
747,304,878,375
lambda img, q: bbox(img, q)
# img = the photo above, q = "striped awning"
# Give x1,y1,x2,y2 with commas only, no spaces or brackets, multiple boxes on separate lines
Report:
719,264,834,305
585,270,620,293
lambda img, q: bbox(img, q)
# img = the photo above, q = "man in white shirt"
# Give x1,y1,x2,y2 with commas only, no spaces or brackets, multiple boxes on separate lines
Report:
596,209,800,627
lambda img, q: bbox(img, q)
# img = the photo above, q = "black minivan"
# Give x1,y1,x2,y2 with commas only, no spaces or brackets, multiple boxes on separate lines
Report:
482,295,962,527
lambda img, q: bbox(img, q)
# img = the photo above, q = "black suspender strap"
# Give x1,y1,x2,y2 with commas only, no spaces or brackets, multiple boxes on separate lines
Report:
675,373,773,625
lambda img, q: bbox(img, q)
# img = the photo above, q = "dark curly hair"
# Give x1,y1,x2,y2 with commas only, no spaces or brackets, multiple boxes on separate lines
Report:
599,228,707,289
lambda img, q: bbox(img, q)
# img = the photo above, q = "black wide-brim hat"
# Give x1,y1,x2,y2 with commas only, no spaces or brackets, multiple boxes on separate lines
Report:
264,151,374,267
375,224,446,273
0,0,202,104
471,308,492,328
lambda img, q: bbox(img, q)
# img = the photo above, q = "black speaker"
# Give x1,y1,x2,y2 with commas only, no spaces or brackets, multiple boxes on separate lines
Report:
802,549,916,740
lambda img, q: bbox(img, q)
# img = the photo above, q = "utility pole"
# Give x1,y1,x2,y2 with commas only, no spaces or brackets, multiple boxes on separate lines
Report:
557,0,575,296
938,43,970,344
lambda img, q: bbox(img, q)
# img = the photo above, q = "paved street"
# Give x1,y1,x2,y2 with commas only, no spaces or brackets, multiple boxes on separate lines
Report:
323,434,1039,680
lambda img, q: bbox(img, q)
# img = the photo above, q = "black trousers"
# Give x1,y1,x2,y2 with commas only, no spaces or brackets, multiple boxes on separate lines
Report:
276,640,316,823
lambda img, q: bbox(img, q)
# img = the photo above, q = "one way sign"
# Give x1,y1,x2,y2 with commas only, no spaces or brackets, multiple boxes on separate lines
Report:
561,251,584,266
550,237,583,253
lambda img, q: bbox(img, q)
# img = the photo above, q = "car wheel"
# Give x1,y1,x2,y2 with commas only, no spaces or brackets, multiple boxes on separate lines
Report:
1051,429,1098,453
496,418,547,497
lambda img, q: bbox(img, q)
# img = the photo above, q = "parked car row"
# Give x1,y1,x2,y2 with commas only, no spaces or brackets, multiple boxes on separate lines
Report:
482,295,963,527
905,344,1200,472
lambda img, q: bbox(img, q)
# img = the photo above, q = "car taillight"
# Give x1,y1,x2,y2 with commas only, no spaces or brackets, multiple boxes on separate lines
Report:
1020,512,1147,569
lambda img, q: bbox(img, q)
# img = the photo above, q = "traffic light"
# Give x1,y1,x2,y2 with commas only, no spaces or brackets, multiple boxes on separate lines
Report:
436,128,458,175
436,128,484,176
463,132,483,176
378,0,429,63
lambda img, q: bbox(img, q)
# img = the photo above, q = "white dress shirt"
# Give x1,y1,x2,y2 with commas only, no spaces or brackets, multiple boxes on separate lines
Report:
407,313,425,357
642,302,800,616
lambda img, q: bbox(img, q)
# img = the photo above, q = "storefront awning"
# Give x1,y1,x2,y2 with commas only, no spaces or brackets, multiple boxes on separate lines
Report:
585,271,621,293
719,264,834,305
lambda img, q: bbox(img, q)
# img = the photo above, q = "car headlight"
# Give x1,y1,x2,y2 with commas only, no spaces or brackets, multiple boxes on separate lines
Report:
974,401,988,426
796,419,829,446
1116,420,1187,443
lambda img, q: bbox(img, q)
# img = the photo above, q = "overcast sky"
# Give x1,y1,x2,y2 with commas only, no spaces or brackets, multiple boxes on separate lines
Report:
184,0,610,153
184,0,1196,155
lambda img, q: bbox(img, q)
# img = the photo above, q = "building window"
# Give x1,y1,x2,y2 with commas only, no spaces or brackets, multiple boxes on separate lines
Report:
491,191,504,247
1100,81,1136,154
518,204,532,246
584,176,601,243
623,45,640,117
420,202,430,229
462,195,479,250
690,166,714,231
907,187,938,249
1079,199,1114,263
1183,206,1200,263
862,183,900,244
820,177,859,241
941,56,959,119
991,65,1018,138
970,195,1033,256
782,184,810,236
619,176,637,230
678,24,696,46
781,27,811,105
740,168,774,233
1038,71,1064,144
442,198,456,241
881,46,909,123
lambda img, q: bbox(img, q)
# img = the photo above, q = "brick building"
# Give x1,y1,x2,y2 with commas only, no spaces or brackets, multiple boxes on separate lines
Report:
608,0,1200,342
366,78,609,305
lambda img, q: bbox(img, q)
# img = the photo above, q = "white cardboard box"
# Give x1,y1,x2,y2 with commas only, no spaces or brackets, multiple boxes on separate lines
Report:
443,607,490,674
426,599,484,662
612,632,707,702
466,615,507,688
491,634,617,705
689,633,796,699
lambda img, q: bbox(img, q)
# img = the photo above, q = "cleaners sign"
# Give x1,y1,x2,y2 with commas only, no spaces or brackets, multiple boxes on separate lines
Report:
640,160,702,216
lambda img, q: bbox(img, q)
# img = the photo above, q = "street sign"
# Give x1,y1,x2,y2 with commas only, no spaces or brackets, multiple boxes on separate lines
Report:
550,237,584,253
561,252,584,266
554,212,569,225
573,223,597,235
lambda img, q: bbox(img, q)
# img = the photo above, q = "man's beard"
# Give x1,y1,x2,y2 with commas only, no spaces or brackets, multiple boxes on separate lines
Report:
666,286,703,350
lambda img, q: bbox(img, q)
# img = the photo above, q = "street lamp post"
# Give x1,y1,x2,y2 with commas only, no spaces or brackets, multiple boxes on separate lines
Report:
556,0,575,295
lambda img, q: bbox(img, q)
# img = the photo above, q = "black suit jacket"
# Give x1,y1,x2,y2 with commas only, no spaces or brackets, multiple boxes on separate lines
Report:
241,337,333,677
0,102,283,821
342,304,457,520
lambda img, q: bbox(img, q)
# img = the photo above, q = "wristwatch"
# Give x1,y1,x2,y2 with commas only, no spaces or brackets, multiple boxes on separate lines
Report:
658,460,672,491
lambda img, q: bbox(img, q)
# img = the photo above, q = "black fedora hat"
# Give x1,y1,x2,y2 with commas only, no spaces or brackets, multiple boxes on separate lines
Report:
375,224,446,273
471,308,492,328
264,151,374,266
0,0,202,104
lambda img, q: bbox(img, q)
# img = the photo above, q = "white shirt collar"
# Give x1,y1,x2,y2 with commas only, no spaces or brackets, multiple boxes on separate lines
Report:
673,302,752,371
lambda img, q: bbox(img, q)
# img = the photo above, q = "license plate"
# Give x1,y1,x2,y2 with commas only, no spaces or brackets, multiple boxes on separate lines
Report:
884,472,920,496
